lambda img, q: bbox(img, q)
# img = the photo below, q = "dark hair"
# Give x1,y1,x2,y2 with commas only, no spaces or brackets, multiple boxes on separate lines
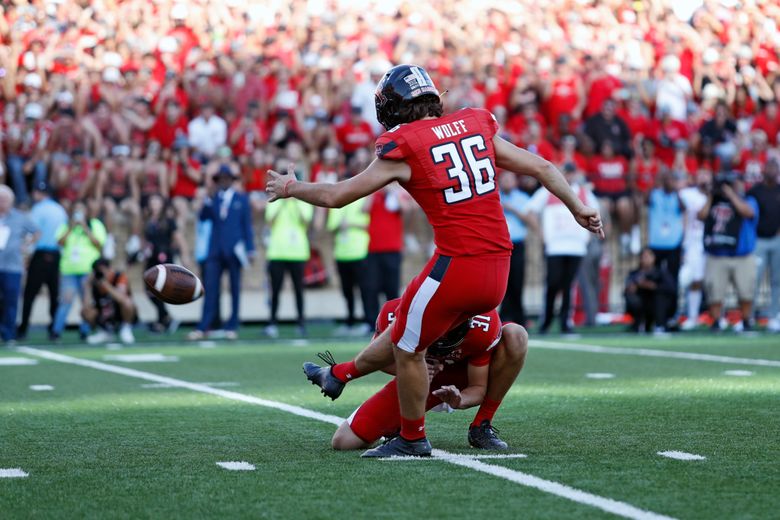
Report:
397,95,443,125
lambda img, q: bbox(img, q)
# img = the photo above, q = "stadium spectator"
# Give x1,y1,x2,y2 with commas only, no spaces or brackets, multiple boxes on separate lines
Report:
0,186,38,342
625,248,676,334
327,192,371,336
187,103,227,162
583,100,631,158
647,170,686,329
700,173,759,332
524,166,599,334
498,170,531,326
748,158,780,331
655,55,693,122
336,106,375,162
142,194,184,333
189,167,255,340
6,102,49,207
83,258,137,345
589,140,637,255
678,169,712,330
364,184,409,327
51,201,107,340
18,183,67,340
264,166,313,338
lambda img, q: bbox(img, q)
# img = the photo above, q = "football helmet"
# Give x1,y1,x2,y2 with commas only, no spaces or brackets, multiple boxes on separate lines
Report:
374,64,440,130
427,319,471,357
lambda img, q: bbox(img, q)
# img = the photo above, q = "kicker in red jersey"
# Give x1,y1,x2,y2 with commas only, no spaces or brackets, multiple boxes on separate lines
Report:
374,107,512,257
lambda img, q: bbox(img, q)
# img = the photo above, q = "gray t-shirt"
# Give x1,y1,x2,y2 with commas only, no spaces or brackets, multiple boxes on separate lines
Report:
0,209,38,273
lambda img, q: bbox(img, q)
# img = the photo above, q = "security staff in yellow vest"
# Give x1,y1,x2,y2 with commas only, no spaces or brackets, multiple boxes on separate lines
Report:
327,197,371,336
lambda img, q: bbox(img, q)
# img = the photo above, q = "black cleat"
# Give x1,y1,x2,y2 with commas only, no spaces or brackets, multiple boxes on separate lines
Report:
468,420,509,450
361,436,432,458
302,351,346,401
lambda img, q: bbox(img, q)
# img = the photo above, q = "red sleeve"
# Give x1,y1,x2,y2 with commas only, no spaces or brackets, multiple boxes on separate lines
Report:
375,127,407,160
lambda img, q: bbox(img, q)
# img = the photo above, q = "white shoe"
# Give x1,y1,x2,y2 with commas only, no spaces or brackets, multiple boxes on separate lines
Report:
681,319,697,331
768,317,780,333
125,235,141,256
225,330,238,340
87,330,111,345
264,325,279,338
732,320,743,333
186,330,205,341
119,324,135,344
103,234,116,260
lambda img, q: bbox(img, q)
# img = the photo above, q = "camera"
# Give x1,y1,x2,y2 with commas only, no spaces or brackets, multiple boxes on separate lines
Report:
713,170,739,198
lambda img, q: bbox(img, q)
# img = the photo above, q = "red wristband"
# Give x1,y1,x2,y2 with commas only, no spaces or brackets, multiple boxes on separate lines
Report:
282,178,296,197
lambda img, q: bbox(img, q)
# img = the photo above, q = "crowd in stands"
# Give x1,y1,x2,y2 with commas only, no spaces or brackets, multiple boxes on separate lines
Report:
1,0,780,342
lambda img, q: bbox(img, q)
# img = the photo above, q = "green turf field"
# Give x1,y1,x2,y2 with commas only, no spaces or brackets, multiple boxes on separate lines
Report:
1,331,778,519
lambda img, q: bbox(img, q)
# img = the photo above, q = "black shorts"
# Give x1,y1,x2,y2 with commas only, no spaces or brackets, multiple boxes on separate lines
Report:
594,190,630,203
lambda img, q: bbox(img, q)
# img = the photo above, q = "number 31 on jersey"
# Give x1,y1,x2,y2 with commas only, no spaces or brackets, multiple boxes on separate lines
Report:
431,135,496,204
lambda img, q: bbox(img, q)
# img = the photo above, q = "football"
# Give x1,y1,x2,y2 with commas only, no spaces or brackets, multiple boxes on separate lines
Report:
143,263,204,305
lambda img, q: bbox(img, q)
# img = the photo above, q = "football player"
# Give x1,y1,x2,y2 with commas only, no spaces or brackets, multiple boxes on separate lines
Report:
327,298,528,451
267,64,603,457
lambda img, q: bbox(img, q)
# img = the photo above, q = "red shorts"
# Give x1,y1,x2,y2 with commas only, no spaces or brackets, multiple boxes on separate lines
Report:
347,367,470,444
391,253,510,353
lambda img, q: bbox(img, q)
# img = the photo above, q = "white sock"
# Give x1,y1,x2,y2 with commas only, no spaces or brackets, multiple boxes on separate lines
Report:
688,290,702,321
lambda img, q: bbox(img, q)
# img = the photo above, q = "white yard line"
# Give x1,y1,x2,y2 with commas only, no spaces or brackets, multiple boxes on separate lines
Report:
216,461,256,471
29,384,54,391
0,357,38,366
0,468,28,478
657,451,706,461
530,340,780,368
17,347,675,520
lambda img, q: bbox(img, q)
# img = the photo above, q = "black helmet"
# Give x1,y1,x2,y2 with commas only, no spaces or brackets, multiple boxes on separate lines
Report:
375,64,440,130
427,319,471,357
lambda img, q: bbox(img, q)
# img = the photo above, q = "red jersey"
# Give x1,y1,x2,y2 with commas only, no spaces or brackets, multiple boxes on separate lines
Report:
374,108,511,257
752,113,780,145
377,298,501,367
367,190,403,253
589,155,629,194
634,157,660,194
336,120,374,154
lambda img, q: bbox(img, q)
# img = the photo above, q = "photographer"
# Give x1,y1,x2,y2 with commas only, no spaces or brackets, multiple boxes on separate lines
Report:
82,258,137,345
51,201,107,340
625,248,676,334
698,171,760,332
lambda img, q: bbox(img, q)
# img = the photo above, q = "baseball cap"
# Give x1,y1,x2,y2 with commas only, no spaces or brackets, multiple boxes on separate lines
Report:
213,164,236,178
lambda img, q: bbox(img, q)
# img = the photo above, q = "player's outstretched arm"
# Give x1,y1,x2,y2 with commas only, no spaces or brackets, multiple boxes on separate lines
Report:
266,159,411,208
493,135,605,238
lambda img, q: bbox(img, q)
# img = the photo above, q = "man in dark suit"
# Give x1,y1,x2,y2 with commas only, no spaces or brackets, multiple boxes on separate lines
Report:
189,166,255,340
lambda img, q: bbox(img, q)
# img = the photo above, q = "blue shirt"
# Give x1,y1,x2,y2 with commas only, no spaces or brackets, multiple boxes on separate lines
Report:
500,188,530,243
31,198,68,251
648,189,684,250
0,209,38,273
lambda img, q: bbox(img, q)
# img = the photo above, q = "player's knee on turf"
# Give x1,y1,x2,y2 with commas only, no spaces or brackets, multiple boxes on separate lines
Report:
501,324,528,364
331,422,370,450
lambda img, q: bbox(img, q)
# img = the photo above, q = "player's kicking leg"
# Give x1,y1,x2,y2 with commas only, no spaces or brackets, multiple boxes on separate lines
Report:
468,323,528,450
302,327,396,400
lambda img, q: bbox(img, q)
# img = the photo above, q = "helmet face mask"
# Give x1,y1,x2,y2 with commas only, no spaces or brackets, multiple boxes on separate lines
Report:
375,64,440,130
427,319,471,357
